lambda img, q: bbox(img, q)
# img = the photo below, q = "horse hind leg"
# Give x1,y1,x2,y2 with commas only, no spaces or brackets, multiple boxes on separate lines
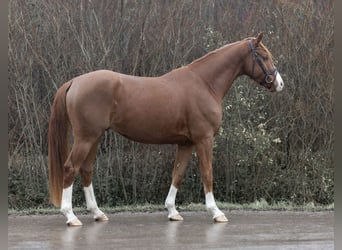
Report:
60,182,81,226
165,144,193,221
61,138,96,226
80,141,108,222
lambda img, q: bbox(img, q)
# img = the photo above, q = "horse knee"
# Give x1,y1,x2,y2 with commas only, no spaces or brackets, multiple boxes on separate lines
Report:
200,170,212,183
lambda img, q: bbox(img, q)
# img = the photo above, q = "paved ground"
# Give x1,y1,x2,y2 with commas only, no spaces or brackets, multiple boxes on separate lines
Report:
8,210,333,249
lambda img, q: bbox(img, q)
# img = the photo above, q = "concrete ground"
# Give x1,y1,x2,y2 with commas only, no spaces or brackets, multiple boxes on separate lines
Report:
8,210,334,249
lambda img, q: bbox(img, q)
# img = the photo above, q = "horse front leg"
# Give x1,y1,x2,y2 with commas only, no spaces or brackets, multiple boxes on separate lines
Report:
196,137,228,223
165,144,193,221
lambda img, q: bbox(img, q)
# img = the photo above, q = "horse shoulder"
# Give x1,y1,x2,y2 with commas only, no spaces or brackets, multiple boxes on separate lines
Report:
182,91,222,142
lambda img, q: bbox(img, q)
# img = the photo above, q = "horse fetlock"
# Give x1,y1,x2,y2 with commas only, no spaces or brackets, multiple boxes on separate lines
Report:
206,205,224,218
205,192,225,219
165,201,180,218
165,200,174,209
60,206,71,215
62,208,82,226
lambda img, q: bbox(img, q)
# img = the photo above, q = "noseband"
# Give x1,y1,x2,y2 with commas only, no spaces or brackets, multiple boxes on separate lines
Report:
248,40,278,89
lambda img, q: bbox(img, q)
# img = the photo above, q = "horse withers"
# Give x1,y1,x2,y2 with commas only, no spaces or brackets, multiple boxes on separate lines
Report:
48,32,284,226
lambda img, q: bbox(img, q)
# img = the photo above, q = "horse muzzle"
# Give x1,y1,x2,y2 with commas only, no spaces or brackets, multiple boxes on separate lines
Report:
274,72,284,92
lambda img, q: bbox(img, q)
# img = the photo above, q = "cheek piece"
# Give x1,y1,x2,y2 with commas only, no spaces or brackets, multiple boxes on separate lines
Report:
248,40,278,89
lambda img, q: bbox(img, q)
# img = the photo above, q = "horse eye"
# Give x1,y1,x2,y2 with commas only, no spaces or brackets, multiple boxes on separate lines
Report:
263,56,269,61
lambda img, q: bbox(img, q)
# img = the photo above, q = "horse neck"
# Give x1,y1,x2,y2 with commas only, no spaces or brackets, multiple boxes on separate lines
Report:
188,41,248,101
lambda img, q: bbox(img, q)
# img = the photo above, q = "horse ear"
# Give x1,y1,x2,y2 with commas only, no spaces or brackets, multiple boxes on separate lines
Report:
256,32,264,45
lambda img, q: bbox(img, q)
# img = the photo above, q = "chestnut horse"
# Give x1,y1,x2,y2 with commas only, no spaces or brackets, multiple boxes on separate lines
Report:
48,33,284,226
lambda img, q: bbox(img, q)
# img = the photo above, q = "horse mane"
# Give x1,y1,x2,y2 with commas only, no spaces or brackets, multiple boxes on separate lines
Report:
189,37,273,67
189,41,241,66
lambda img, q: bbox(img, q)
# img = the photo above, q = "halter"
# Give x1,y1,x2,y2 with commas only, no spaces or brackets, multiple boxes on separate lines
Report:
248,40,278,89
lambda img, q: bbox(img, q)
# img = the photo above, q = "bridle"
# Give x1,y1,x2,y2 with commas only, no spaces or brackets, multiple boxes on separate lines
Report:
248,40,278,89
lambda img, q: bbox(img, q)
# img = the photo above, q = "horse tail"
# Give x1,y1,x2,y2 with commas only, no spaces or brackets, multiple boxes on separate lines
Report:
48,80,72,207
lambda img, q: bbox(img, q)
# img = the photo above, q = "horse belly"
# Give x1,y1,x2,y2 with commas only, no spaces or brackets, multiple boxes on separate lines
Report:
111,104,190,144
116,129,190,145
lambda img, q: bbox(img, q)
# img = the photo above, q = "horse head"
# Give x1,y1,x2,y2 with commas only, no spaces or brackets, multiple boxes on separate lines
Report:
244,32,284,92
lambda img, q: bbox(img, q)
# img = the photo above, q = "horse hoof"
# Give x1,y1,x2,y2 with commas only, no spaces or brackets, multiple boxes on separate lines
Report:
67,218,83,226
214,215,228,223
169,214,184,221
95,214,109,222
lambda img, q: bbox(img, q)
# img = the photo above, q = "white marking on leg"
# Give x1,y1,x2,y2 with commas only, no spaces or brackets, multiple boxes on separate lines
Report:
275,73,284,92
84,183,107,220
165,185,180,218
61,184,80,224
205,192,224,219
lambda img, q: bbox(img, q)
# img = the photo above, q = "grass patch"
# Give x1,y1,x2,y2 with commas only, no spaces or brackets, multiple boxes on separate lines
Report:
216,199,334,211
8,199,334,216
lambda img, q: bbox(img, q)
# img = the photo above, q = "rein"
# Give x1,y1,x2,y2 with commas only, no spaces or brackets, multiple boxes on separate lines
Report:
248,40,278,88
